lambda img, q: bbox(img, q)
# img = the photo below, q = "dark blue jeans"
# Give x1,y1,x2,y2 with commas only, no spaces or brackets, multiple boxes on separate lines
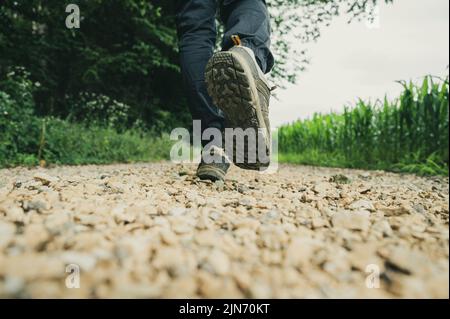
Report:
176,0,274,144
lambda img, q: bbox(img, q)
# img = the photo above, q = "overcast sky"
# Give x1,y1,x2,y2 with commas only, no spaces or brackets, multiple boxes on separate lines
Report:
270,0,449,128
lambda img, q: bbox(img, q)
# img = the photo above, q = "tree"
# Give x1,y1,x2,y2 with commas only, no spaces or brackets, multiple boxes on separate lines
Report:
0,0,188,131
267,0,394,86
0,0,393,131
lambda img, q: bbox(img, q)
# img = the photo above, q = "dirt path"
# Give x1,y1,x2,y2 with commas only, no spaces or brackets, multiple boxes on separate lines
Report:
0,162,448,298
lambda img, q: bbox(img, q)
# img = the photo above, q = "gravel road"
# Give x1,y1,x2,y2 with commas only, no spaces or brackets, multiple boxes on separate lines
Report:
0,162,448,298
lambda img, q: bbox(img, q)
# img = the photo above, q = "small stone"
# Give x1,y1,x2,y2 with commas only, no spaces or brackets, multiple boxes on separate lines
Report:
296,206,321,219
153,217,170,229
237,184,250,194
285,238,320,268
412,204,426,215
25,199,50,213
198,273,242,298
358,172,371,180
378,205,411,217
202,249,230,275
387,275,430,298
2,204,25,223
330,174,351,184
45,211,72,235
152,247,195,277
371,220,393,237
75,213,102,226
232,271,252,292
23,224,50,250
168,207,186,217
381,248,433,276
264,210,280,222
234,218,260,231
171,217,193,234
160,229,178,245
163,277,197,298
349,200,375,211
311,217,327,229
239,196,256,207
0,162,447,299
185,191,200,203
195,231,219,247
0,221,16,249
359,187,372,194
0,254,64,281
347,243,381,271
322,252,351,279
258,226,289,250
312,182,329,195
215,180,225,191
248,281,272,299
209,211,221,221
105,181,126,193
331,210,371,232
112,205,135,224
13,181,23,189
33,173,59,186
261,249,283,265
178,170,188,177
3,276,24,296
196,212,212,230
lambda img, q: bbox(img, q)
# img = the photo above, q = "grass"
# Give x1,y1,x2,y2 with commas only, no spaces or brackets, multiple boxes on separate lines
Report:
278,76,449,176
0,117,172,168
0,69,174,169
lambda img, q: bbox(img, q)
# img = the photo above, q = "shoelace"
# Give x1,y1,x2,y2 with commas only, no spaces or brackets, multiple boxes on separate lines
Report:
231,34,276,93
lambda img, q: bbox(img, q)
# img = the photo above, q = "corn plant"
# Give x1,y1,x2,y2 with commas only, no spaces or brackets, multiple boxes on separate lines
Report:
278,76,449,175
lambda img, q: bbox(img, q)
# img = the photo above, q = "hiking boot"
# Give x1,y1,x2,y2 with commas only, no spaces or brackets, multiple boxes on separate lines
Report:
205,39,271,171
196,146,231,182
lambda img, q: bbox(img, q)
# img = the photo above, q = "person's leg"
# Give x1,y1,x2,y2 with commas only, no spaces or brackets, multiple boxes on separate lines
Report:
220,0,274,74
204,0,274,171
176,0,231,181
175,0,225,142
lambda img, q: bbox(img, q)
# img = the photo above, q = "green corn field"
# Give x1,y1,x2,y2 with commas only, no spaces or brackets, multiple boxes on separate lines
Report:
278,76,449,175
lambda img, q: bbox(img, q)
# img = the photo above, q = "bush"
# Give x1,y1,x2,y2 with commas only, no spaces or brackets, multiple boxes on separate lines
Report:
0,67,173,168
67,92,133,132
0,0,187,133
0,67,41,166
40,117,172,165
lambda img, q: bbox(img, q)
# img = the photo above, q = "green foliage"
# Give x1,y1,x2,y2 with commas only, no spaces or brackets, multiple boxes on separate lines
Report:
0,67,40,166
2,0,412,170
0,0,393,131
39,118,172,166
0,0,187,132
278,76,449,175
67,92,133,131
0,113,172,168
0,69,172,168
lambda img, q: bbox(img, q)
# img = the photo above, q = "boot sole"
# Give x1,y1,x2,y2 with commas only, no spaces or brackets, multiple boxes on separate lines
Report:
197,164,227,182
205,51,270,171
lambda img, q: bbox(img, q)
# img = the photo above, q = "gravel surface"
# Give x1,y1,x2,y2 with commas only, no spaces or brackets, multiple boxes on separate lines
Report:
0,162,448,298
